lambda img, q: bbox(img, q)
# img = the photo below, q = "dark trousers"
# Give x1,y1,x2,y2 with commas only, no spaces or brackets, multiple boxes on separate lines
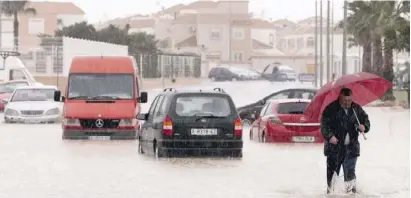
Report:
326,146,358,187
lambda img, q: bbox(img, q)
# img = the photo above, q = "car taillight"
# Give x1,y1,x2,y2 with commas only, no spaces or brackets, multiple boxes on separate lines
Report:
268,116,283,125
162,115,173,136
234,118,242,136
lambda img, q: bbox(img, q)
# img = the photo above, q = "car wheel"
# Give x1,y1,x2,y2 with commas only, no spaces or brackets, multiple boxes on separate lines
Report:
154,141,164,158
242,119,252,126
249,130,253,140
233,150,243,158
261,132,267,143
138,139,144,154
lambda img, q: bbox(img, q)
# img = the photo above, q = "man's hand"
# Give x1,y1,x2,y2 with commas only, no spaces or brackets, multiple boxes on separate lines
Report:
358,124,365,132
329,136,338,144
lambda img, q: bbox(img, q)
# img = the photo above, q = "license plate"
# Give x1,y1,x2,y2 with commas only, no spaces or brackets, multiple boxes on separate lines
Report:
292,136,315,143
88,136,111,140
191,128,218,136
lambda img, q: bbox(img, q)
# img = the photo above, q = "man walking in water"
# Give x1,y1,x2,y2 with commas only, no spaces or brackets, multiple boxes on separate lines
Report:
321,88,371,194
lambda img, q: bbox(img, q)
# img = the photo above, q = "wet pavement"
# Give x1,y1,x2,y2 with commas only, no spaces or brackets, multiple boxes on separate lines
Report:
0,81,409,198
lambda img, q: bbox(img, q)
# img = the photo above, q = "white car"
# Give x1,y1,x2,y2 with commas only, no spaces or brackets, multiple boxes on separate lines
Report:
2,85,62,123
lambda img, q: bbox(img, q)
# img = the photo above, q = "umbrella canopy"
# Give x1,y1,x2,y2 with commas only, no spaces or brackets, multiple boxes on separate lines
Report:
304,72,392,121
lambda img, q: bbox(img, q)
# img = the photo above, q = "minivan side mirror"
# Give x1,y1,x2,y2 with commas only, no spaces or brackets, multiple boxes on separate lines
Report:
1,98,9,104
53,90,65,102
139,92,148,103
136,113,148,120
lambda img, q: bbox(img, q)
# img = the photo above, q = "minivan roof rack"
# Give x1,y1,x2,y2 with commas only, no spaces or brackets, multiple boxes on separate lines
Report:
213,88,225,93
163,88,176,92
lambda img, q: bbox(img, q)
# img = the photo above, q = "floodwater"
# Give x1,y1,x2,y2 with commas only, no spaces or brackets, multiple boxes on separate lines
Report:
0,81,409,198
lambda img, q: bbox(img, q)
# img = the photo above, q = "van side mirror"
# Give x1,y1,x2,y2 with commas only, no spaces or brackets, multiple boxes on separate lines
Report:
1,98,8,104
139,92,148,103
54,90,64,102
136,113,148,120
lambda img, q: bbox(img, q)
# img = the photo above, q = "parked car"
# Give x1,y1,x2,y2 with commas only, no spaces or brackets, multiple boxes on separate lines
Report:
136,87,243,158
3,85,62,123
249,99,323,143
237,88,318,125
0,80,34,111
208,66,260,81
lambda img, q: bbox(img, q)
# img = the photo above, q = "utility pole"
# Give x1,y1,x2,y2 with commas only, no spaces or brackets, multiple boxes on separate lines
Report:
326,0,330,83
320,0,323,86
342,0,348,75
331,0,334,78
228,0,232,67
314,0,318,87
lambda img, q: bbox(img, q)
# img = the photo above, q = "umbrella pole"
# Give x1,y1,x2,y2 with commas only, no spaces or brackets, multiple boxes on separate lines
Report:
353,109,367,140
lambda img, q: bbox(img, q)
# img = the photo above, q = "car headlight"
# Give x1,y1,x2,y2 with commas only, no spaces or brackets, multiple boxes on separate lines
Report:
45,108,59,115
5,109,19,116
119,119,137,126
63,118,80,126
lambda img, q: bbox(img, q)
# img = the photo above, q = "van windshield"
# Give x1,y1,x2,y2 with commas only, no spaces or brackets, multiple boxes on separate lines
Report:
68,74,134,99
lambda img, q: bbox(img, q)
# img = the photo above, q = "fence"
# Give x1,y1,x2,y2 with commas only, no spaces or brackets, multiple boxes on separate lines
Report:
133,53,202,79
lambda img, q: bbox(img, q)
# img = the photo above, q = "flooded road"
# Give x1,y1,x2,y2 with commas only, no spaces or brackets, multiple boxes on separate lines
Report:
0,82,409,198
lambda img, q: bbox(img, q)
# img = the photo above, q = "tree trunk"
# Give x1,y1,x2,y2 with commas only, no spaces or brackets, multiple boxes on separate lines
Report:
362,43,372,73
381,43,395,101
372,36,383,76
13,12,19,52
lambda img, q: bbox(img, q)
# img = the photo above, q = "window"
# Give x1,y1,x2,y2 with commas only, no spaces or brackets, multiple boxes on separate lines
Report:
1,20,13,32
11,88,55,102
269,33,274,45
28,18,45,35
287,39,295,48
277,102,309,114
148,96,160,120
156,96,169,117
259,104,269,117
232,28,244,39
232,52,244,62
67,74,134,99
1,33,13,49
267,91,290,100
175,95,232,117
293,91,316,99
210,29,221,40
153,95,165,117
307,37,314,48
0,81,29,93
264,103,274,115
297,37,304,48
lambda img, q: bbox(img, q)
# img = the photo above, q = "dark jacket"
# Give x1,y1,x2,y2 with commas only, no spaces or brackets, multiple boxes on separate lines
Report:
321,100,370,158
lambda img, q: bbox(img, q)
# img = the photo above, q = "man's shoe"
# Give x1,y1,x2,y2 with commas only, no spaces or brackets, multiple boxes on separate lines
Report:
327,187,332,194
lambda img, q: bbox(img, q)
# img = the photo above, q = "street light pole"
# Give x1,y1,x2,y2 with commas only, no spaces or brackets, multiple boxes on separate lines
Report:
314,0,318,87
342,0,348,75
228,0,232,67
331,0,334,78
326,0,330,83
320,0,323,86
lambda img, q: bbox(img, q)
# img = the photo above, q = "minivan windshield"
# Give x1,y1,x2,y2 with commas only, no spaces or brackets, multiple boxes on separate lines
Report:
68,74,134,99
175,95,232,117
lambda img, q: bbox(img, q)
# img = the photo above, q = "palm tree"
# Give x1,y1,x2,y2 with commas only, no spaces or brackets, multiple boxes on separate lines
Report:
337,1,373,73
0,1,36,51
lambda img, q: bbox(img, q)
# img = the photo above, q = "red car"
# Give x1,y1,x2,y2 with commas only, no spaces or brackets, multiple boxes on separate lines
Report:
249,99,324,143
0,80,31,111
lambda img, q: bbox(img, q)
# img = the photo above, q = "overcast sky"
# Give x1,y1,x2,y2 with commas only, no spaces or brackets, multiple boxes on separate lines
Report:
33,0,345,23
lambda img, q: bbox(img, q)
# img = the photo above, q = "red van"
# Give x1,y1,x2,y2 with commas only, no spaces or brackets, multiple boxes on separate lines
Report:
53,56,147,140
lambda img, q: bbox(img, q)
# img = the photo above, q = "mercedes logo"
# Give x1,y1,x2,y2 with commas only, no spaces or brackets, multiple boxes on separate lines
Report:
95,119,104,128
